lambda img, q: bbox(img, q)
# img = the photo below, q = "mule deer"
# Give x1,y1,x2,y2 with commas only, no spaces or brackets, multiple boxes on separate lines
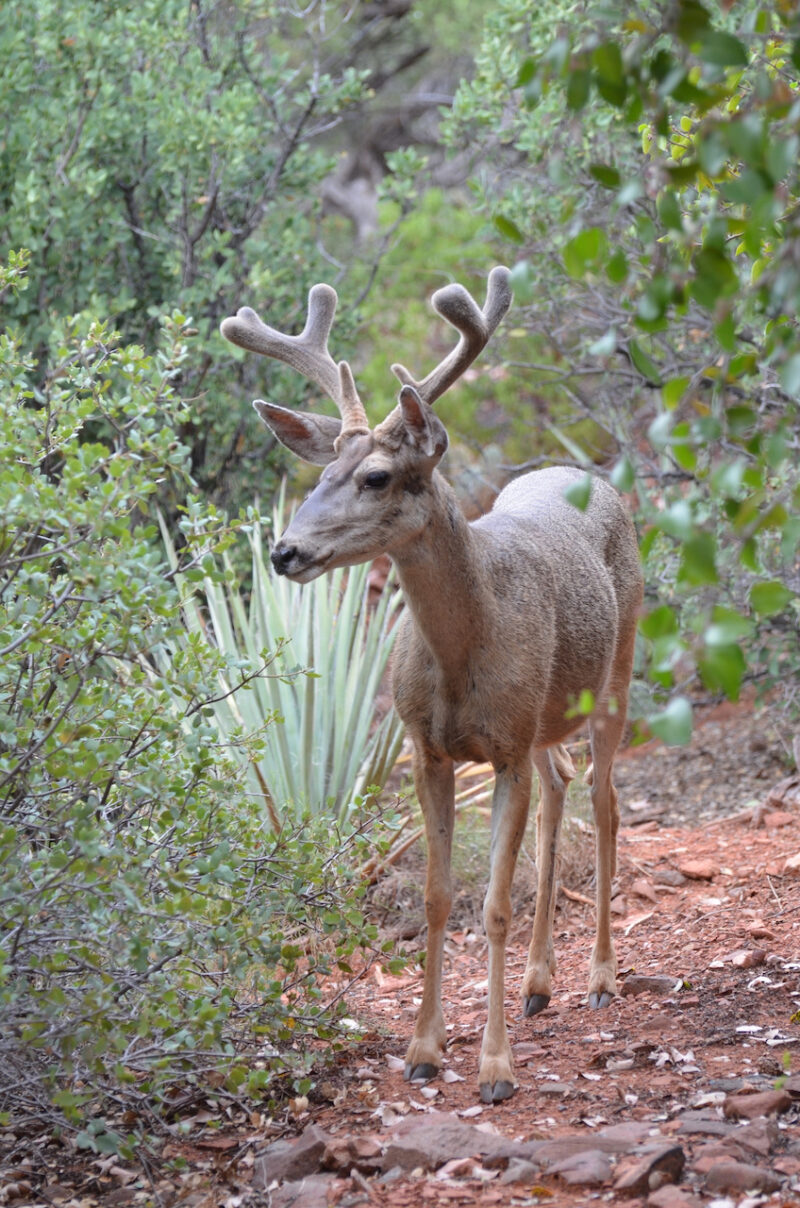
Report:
221,268,643,1103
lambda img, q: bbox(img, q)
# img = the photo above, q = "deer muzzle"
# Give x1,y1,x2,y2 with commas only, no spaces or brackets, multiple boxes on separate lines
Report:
270,539,330,582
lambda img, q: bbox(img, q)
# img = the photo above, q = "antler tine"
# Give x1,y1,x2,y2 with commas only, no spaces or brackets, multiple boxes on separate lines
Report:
220,284,369,436
390,266,512,405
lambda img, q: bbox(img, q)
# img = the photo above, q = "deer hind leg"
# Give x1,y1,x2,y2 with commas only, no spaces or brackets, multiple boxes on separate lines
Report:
586,630,636,1008
478,756,534,1103
403,747,455,1083
521,745,574,1017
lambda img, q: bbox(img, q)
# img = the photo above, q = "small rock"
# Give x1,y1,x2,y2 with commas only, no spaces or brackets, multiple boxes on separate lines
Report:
548,1149,613,1186
723,1089,792,1120
746,921,775,940
764,809,794,828
640,1012,676,1034
539,1081,572,1096
647,1187,703,1208
632,878,659,903
653,868,686,887
381,1113,523,1173
270,1173,337,1208
728,948,767,969
500,1158,541,1185
621,974,678,997
782,851,800,875
704,1160,782,1194
678,859,717,881
614,1143,685,1196
253,1124,332,1188
599,1122,654,1145
734,1118,778,1157
322,1135,383,1174
691,1142,743,1175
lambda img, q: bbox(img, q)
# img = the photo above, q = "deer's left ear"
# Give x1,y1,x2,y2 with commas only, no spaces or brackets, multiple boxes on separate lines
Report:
254,400,341,466
398,386,448,460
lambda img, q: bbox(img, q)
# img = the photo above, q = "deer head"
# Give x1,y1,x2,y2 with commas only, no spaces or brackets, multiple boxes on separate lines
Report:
220,267,512,582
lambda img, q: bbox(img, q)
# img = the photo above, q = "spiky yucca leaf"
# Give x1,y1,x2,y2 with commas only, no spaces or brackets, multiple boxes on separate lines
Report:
161,498,405,826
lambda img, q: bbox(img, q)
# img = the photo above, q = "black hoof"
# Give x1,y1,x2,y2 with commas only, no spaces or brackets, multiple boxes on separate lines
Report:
523,993,550,1017
480,1079,516,1104
588,990,614,1009
404,1061,438,1082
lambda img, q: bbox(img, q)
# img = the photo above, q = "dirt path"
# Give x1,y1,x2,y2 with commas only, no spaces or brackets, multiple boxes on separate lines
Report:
3,702,800,1207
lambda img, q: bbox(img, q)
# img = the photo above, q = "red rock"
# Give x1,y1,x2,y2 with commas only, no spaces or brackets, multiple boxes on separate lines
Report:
614,1144,685,1195
548,1149,613,1186
734,1118,778,1156
647,1185,704,1208
620,974,677,997
746,921,775,940
253,1124,333,1187
678,859,717,880
322,1135,383,1173
729,948,767,968
270,1174,337,1208
704,1160,782,1194
722,1088,792,1120
764,809,794,828
782,851,800,875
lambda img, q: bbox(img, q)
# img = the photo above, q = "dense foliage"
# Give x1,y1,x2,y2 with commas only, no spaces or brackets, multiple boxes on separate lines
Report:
444,0,800,740
0,0,373,511
0,264,399,1136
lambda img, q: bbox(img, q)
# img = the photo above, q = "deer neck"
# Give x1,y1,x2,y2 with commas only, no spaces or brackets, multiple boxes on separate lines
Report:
389,475,489,679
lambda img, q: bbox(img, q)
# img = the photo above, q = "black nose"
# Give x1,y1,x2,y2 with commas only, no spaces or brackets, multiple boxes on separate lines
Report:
271,543,297,575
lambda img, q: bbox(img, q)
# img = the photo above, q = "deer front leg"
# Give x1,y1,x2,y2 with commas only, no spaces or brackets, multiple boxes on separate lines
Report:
404,748,455,1083
479,758,533,1103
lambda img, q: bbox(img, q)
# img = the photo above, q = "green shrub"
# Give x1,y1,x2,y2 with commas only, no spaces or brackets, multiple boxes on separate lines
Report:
0,272,401,1136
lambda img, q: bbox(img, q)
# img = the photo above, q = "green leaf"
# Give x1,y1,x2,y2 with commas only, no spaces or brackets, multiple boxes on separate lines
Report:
589,162,621,189
566,67,591,110
698,644,745,700
697,30,748,67
563,227,608,279
640,605,678,640
658,500,693,540
657,190,682,230
678,533,718,585
675,0,711,41
691,246,739,308
749,580,792,616
646,697,693,746
662,375,689,410
494,215,525,244
610,454,634,492
563,474,593,511
515,58,536,87
606,249,628,283
629,339,661,383
779,354,800,399
704,607,754,646
592,42,627,107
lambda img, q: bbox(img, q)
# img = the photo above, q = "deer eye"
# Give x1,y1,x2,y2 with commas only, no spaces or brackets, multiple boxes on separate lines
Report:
363,469,391,490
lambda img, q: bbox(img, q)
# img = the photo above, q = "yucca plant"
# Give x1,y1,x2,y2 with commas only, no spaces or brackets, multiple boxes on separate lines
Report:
161,495,405,826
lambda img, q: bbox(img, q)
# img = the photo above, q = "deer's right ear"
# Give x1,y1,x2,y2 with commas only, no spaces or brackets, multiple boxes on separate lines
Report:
253,401,341,466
